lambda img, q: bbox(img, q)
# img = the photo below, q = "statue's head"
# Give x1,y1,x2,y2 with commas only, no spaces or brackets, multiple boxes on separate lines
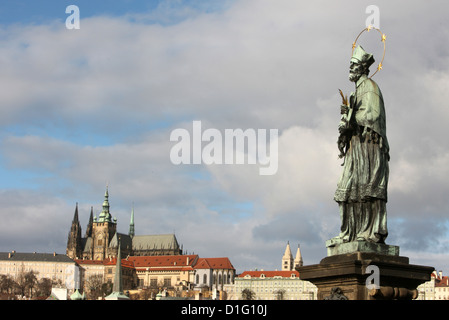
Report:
349,46,375,82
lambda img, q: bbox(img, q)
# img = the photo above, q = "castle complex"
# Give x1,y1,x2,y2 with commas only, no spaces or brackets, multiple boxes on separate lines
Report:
66,187,182,261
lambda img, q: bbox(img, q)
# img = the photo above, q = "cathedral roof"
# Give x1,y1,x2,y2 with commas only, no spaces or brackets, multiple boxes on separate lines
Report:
109,233,133,250
131,234,180,251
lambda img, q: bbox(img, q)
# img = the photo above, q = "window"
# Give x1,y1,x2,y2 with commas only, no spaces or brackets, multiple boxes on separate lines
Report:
164,278,171,287
203,274,207,284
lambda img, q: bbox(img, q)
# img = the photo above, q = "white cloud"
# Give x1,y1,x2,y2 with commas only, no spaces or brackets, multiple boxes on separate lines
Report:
0,190,70,252
1,0,449,273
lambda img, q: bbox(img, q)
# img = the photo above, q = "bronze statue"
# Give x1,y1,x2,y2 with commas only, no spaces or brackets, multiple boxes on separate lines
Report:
328,45,389,247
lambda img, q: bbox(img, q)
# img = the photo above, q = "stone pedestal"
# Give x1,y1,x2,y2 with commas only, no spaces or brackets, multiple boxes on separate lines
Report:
298,242,434,300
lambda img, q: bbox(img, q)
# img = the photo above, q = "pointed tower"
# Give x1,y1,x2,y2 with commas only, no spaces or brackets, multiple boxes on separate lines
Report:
85,206,94,238
67,203,83,259
294,244,303,269
129,204,135,239
282,241,294,271
92,187,117,260
97,187,112,223
105,238,129,300
113,238,123,293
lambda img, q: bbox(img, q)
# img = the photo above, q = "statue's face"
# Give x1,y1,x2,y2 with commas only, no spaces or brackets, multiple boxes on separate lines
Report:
349,61,364,82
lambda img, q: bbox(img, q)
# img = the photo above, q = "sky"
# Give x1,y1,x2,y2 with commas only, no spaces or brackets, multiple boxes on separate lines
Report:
0,0,449,274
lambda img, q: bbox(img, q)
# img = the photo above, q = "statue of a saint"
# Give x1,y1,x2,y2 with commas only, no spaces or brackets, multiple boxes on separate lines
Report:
328,45,389,247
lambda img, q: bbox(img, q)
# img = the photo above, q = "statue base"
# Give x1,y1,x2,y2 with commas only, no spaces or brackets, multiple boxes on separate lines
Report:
298,243,434,300
326,240,399,256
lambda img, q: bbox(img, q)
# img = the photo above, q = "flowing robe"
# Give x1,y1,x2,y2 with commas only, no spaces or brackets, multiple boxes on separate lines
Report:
333,74,389,243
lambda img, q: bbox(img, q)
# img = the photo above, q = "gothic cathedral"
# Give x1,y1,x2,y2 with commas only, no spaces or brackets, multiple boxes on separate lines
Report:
66,187,182,260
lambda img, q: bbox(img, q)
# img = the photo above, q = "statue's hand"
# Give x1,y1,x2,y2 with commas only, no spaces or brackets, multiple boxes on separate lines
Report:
338,120,347,133
340,104,349,115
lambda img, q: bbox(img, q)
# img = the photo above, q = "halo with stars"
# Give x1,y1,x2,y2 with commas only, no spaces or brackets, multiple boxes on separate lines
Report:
352,25,387,79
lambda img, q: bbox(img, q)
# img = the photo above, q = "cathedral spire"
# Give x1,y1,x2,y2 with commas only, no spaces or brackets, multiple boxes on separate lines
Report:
98,186,112,223
129,203,135,239
67,203,82,259
85,206,94,238
69,203,81,235
73,202,79,224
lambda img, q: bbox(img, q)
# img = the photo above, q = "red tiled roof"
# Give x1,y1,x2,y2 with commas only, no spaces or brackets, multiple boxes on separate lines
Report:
436,276,449,287
194,257,235,270
104,258,134,269
136,268,193,272
75,258,134,268
238,270,300,278
75,259,104,265
129,255,198,269
75,255,236,272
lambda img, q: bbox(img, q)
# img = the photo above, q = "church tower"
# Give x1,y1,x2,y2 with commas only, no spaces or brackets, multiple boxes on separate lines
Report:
67,203,83,259
92,187,117,260
294,244,303,269
282,241,294,271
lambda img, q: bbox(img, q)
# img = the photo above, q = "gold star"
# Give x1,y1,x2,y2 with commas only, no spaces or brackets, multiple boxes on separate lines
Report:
381,33,387,42
377,63,383,71
367,25,372,32
352,42,356,50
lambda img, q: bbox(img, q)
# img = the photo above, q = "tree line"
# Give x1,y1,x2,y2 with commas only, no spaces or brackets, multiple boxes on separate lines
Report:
0,271,56,300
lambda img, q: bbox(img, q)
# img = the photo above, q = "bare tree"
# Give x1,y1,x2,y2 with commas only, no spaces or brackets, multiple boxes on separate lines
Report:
274,289,286,300
85,274,105,300
35,278,52,298
0,275,16,299
241,288,256,300
15,265,38,298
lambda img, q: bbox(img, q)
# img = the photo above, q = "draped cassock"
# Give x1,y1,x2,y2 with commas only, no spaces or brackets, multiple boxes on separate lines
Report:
333,73,389,244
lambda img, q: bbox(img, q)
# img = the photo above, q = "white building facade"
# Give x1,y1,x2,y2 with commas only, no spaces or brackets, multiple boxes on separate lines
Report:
0,251,78,294
224,270,317,300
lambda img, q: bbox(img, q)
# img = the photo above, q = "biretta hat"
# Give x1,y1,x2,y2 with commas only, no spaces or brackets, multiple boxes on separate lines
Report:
351,45,375,67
